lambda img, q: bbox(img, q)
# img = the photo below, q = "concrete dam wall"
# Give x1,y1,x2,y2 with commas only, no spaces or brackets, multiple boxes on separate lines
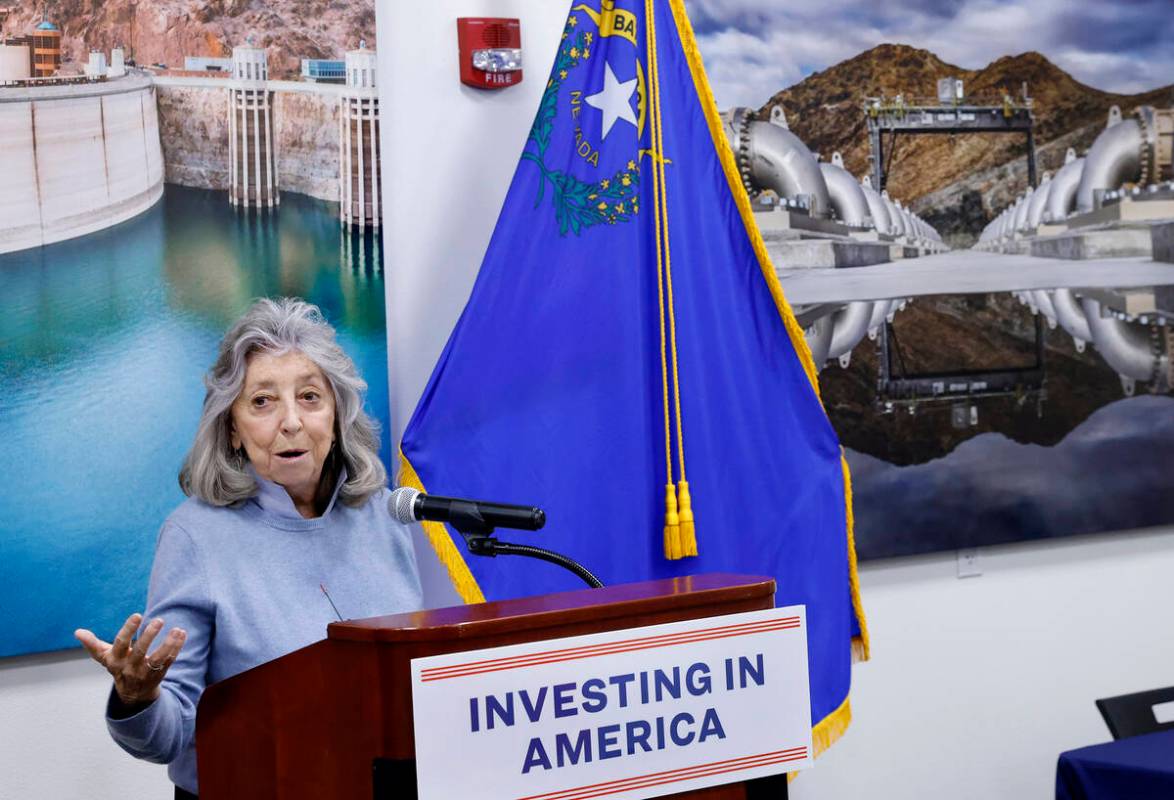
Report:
0,73,164,254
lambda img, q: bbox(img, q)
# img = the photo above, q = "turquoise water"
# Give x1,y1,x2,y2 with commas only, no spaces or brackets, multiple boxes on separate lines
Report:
0,186,389,657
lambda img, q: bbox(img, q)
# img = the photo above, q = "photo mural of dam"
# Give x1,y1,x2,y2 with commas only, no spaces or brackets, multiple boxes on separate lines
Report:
0,186,387,657
0,6,390,656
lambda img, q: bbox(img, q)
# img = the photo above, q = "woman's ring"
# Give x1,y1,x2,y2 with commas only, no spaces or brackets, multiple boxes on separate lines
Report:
147,659,166,672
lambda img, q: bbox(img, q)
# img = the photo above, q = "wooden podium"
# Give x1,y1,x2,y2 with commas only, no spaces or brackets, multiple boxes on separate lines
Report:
196,573,788,799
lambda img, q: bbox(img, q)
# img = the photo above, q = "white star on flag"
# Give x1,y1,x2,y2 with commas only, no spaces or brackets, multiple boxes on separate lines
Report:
585,62,638,141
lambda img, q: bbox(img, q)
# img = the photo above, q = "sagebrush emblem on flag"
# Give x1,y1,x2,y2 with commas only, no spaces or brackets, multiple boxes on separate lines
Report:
522,11,646,235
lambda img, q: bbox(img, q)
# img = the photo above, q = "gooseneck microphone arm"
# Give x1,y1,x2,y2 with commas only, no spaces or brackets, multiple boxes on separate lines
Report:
463,538,604,589
388,488,604,589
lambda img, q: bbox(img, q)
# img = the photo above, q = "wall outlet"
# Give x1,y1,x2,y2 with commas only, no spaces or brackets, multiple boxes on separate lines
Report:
957,548,982,578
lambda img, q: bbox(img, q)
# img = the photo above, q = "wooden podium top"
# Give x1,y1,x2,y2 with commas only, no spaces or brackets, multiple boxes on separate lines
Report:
328,573,775,643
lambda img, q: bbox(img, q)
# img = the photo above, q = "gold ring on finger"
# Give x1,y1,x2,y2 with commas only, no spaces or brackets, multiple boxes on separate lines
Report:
147,659,166,672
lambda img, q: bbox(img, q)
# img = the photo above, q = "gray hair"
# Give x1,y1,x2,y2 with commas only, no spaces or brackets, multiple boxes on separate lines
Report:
179,297,386,507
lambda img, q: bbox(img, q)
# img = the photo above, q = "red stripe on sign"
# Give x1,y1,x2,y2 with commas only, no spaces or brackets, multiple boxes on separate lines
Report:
422,617,798,679
421,617,801,681
420,620,801,681
515,747,809,800
557,753,807,800
422,617,800,677
427,622,802,681
516,749,807,800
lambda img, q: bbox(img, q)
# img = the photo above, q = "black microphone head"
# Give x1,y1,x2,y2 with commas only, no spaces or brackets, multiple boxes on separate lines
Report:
388,486,420,524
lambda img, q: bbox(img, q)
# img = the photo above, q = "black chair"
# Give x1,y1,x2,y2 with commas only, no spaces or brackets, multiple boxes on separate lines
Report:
1096,686,1174,739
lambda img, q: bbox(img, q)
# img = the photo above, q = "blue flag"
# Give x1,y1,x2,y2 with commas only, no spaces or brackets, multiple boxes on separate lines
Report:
401,0,868,754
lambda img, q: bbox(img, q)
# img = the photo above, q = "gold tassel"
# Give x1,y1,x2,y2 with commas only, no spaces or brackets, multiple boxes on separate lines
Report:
663,483,683,559
677,480,697,556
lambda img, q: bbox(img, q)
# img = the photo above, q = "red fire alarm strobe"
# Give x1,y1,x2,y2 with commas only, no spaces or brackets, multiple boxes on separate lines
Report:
457,17,522,89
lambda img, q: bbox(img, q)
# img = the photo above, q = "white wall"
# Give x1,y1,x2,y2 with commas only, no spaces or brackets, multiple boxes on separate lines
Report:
4,528,1171,798
0,650,172,799
378,0,570,446
791,525,1174,800
377,0,571,607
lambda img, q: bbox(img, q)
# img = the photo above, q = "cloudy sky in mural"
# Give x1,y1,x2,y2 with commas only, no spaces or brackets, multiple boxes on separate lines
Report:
689,0,1174,108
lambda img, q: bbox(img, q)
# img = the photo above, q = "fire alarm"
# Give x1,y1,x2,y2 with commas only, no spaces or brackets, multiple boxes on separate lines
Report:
457,17,522,89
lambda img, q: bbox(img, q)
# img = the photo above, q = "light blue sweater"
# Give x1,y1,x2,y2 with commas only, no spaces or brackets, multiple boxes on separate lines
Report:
105,472,423,794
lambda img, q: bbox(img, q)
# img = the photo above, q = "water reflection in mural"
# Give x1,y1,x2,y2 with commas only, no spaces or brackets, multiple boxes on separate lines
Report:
0,186,388,657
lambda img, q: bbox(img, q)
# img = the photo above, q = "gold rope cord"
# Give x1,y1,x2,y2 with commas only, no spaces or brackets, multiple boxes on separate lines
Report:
645,0,697,558
645,0,683,559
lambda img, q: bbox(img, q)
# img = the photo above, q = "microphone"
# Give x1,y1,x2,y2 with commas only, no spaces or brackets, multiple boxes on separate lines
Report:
388,487,546,532
389,487,602,588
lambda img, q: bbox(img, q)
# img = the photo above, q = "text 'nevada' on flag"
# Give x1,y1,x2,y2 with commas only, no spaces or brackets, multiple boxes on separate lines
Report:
400,0,869,754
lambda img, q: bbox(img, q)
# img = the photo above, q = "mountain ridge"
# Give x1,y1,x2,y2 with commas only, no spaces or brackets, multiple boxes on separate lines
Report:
1,0,373,79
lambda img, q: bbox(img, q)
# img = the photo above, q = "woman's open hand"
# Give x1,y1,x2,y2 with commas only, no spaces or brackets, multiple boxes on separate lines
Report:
75,613,187,708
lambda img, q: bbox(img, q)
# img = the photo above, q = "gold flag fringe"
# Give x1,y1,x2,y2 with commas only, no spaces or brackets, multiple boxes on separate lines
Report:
666,0,872,758
398,453,485,605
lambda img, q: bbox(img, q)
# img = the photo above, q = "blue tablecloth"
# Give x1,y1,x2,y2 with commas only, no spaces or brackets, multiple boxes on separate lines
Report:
1056,729,1174,800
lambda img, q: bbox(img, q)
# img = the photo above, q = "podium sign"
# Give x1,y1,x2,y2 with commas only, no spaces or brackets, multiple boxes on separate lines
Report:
411,606,812,800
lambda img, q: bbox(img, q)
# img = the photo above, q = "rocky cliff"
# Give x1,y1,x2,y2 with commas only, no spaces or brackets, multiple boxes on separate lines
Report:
156,84,231,189
156,82,342,203
756,45,1174,242
2,0,372,79
273,90,342,202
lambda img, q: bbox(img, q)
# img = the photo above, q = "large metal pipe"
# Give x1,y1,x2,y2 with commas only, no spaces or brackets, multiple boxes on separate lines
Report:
896,204,916,241
1030,289,1058,329
804,314,834,368
859,180,893,235
828,301,875,363
1045,155,1085,223
995,206,1012,240
1013,189,1033,233
730,110,832,218
1076,116,1143,213
1051,288,1091,349
1025,175,1051,229
819,156,870,227
1081,298,1158,381
867,298,894,338
1005,202,1021,238
883,193,907,236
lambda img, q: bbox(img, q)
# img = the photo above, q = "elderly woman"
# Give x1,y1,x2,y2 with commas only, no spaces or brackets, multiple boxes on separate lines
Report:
74,298,422,799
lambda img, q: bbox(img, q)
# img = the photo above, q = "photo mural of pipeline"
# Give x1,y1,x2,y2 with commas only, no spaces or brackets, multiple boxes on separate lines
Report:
721,95,1174,560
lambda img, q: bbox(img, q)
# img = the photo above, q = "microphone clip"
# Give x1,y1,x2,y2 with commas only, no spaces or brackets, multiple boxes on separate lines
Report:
444,501,502,556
